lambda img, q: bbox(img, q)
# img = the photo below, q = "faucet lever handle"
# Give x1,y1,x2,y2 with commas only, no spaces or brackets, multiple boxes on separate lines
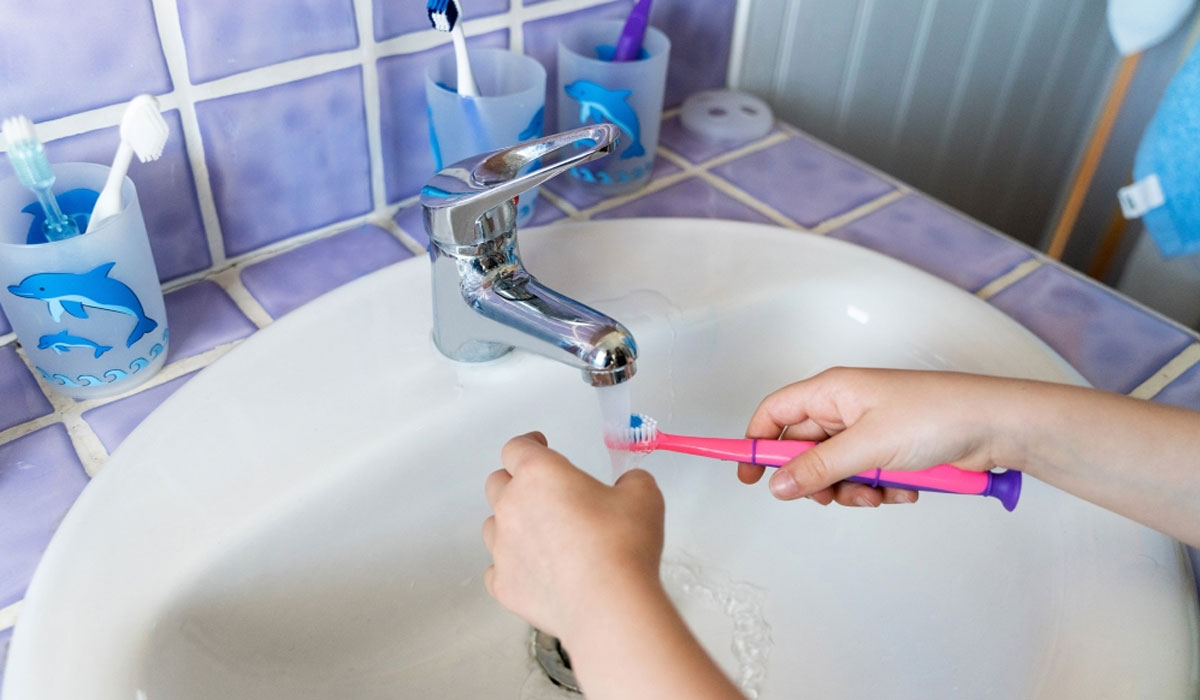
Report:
422,124,620,247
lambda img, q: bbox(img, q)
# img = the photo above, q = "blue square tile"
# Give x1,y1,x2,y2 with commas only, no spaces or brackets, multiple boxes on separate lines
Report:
1152,357,1200,411
711,135,895,228
163,281,257,363
591,176,772,223
197,67,373,257
0,425,88,609
0,1,172,122
377,30,509,204
0,346,53,433
83,371,199,453
829,195,1034,293
374,0,510,41
178,0,359,83
44,111,212,283
241,225,412,319
989,266,1195,394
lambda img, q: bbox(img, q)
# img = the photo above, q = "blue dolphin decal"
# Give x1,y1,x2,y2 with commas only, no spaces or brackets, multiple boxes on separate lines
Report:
564,80,644,160
37,330,113,358
7,262,158,348
519,106,545,140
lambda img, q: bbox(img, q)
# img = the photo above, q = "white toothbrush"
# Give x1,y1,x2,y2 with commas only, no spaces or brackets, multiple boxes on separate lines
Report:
427,0,480,97
86,94,169,233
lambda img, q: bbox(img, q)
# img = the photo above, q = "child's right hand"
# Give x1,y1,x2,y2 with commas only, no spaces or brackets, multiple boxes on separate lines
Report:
739,367,1017,507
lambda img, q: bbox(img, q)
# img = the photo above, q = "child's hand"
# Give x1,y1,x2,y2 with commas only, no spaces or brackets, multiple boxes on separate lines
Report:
483,432,665,644
739,368,1012,507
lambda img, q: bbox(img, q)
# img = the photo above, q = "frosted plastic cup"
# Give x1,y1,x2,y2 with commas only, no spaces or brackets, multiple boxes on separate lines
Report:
426,47,547,225
557,19,670,195
0,163,168,399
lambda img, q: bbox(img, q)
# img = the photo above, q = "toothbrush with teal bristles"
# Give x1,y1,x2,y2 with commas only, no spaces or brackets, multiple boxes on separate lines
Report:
2,116,81,242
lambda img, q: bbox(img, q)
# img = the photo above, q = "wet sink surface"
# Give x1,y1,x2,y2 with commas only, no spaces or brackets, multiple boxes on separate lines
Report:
5,219,1197,699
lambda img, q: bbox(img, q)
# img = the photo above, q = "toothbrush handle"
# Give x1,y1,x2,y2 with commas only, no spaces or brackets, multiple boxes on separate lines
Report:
751,439,1021,512
653,434,1020,511
612,0,652,62
34,185,79,242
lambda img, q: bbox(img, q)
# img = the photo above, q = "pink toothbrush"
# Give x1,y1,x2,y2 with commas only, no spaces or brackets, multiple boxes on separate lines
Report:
609,414,1021,511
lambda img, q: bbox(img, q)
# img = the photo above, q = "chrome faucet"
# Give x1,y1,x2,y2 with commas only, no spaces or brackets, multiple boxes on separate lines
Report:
421,124,637,387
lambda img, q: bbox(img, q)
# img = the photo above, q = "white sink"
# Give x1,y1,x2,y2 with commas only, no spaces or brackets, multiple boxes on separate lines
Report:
5,219,1197,699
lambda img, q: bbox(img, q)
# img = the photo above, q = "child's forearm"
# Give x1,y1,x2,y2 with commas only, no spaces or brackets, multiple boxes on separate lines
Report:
992,379,1200,547
564,571,745,700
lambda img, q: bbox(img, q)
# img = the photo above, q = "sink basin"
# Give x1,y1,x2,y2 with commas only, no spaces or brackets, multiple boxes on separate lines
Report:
5,219,1197,699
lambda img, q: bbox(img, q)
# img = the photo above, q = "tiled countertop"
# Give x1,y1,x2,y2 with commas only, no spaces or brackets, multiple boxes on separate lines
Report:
3,116,1199,681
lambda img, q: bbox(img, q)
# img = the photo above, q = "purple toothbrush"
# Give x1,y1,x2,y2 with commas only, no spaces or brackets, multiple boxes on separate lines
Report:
612,0,653,62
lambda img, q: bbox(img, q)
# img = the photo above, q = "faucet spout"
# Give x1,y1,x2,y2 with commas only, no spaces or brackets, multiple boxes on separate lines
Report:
422,125,637,386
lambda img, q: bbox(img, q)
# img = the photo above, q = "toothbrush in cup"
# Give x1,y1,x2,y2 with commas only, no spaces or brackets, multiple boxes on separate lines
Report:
608,414,1022,511
86,94,168,233
612,0,653,61
2,116,80,241
427,0,480,97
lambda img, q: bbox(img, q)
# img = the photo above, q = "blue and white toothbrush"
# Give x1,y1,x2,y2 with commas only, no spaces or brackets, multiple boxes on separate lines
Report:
2,116,81,241
427,0,480,97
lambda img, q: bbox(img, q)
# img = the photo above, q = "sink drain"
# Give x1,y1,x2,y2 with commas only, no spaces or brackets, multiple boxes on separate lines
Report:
532,629,580,693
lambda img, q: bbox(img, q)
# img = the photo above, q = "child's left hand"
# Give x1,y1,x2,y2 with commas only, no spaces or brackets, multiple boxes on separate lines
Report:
483,431,665,644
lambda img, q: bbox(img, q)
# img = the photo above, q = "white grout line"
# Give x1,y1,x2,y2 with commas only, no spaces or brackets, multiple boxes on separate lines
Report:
150,0,230,270
211,268,276,329
809,189,909,236
1129,343,1200,401
380,216,430,257
352,0,389,218
0,600,21,632
695,169,803,229
974,258,1044,301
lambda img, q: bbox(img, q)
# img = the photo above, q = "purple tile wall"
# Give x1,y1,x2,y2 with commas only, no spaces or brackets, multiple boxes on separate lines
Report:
1153,359,1200,411
162,281,257,362
178,0,359,83
241,224,412,319
0,1,172,122
0,425,88,608
196,67,373,256
0,347,52,433
592,176,771,223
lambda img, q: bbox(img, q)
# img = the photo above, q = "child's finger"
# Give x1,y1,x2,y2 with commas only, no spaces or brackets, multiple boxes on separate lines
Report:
485,468,510,507
482,515,496,551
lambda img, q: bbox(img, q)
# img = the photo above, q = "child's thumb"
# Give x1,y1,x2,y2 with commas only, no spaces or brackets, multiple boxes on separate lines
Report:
768,434,873,500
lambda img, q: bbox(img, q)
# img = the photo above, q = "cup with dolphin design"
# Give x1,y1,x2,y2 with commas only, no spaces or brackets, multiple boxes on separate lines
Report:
0,162,168,399
425,47,547,226
557,19,670,196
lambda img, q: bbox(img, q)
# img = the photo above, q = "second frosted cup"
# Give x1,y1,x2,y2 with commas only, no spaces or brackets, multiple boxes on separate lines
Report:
426,48,546,225
557,19,670,195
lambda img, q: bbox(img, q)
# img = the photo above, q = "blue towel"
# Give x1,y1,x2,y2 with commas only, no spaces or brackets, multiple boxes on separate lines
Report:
1132,40,1200,258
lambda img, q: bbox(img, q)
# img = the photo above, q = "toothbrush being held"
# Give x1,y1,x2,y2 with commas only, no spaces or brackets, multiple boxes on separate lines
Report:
611,413,1022,511
86,94,168,233
2,116,80,242
428,0,480,97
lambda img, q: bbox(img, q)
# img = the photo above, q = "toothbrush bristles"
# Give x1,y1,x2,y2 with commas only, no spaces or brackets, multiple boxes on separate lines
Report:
605,413,657,452
427,0,459,32
120,95,169,163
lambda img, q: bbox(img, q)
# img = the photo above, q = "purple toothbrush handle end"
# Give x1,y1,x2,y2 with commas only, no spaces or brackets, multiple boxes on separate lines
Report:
986,470,1022,512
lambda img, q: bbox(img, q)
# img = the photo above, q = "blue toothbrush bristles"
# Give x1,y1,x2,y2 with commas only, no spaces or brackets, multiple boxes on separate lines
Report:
427,0,459,32
623,413,657,449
